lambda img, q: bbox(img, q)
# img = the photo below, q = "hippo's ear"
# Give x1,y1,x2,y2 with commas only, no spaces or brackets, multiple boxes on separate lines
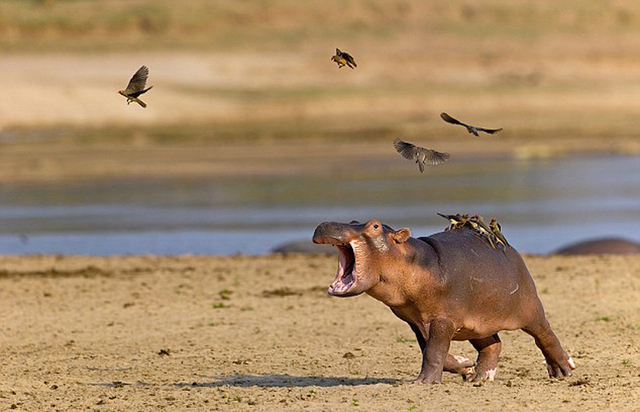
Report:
391,228,411,244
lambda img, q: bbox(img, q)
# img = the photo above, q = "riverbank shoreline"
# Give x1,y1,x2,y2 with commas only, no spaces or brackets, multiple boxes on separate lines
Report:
1,135,638,184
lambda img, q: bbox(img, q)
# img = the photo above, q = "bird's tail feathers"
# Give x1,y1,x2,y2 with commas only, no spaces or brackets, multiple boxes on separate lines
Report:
135,98,147,108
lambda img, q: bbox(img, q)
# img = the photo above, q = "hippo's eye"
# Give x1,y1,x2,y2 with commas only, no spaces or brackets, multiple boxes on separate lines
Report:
373,224,379,229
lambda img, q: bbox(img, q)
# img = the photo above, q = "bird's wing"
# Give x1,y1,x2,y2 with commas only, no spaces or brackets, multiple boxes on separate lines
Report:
393,138,418,160
420,148,451,165
477,127,503,134
476,219,492,232
343,52,357,67
336,48,342,55
495,230,509,244
440,112,465,126
124,66,149,94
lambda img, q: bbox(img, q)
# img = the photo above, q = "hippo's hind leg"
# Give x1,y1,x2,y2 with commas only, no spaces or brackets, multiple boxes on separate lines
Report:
468,334,501,382
522,318,575,378
408,323,474,379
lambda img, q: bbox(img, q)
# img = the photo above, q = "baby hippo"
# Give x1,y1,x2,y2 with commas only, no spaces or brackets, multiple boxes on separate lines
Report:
312,219,575,383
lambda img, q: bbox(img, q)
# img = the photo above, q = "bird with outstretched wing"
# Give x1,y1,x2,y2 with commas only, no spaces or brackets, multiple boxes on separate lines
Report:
440,112,502,137
118,66,153,108
393,138,450,173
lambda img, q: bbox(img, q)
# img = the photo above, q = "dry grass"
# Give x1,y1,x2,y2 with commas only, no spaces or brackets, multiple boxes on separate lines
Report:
2,1,640,52
2,1,640,150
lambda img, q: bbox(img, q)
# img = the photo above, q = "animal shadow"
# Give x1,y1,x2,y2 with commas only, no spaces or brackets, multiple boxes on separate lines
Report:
177,374,399,388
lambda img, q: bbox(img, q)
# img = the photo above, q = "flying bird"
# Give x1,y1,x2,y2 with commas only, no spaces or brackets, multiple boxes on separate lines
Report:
393,138,450,173
118,66,153,108
331,48,357,69
440,112,502,137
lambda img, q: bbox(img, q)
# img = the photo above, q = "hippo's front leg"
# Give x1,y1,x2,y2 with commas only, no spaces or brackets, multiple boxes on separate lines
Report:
408,323,474,379
414,319,455,384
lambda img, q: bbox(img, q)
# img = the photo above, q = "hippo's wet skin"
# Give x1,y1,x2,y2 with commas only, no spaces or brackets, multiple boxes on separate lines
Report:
312,219,575,384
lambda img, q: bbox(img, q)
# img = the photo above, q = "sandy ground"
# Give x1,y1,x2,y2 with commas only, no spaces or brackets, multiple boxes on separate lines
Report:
0,253,638,411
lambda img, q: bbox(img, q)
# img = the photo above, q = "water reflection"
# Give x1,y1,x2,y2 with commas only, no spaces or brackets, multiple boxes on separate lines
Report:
0,155,638,255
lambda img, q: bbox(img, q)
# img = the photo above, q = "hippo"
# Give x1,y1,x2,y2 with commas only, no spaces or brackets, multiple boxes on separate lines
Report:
312,219,575,383
554,237,640,255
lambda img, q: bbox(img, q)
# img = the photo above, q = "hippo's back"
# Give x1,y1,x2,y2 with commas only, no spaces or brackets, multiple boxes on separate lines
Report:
418,228,525,275
417,228,535,297
417,228,541,332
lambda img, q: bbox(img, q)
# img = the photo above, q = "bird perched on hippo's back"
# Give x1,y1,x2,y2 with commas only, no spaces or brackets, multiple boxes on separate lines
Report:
118,66,153,108
466,215,497,249
437,213,469,231
331,48,357,69
490,217,510,250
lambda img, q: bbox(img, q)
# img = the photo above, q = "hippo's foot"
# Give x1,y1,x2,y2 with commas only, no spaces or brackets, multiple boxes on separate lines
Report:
467,365,498,382
411,355,466,384
445,354,475,379
546,354,575,378
523,321,575,378
410,375,427,384
410,371,443,385
467,334,501,382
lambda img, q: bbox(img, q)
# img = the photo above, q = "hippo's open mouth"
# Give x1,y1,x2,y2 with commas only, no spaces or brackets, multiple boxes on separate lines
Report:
326,241,364,296
312,222,367,296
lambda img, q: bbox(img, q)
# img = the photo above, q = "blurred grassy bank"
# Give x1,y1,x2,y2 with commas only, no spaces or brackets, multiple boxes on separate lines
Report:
3,1,640,52
1,0,640,156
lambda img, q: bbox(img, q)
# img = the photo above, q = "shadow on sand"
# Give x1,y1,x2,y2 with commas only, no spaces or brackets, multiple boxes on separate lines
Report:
176,374,400,388
88,374,400,389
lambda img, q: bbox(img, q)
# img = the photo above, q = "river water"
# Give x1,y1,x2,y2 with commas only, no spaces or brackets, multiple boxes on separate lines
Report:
0,155,638,255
